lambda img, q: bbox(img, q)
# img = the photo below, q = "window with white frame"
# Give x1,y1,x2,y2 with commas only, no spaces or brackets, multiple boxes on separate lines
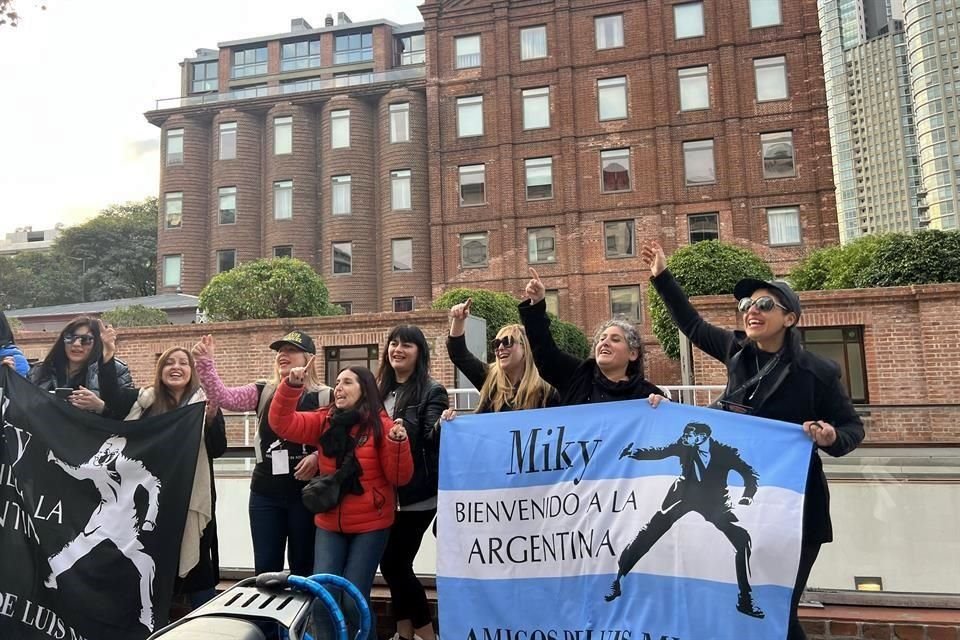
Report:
527,227,557,263
217,249,236,273
755,56,788,101
598,76,628,121
750,0,782,28
460,232,489,268
165,128,183,166
459,164,486,205
390,103,410,143
761,131,796,178
391,170,412,210
218,187,236,225
609,285,641,321
455,35,481,69
334,32,373,64
767,206,801,245
331,110,350,149
683,139,716,185
688,213,719,243
604,220,635,258
274,116,292,155
595,14,624,49
281,40,321,71
674,2,705,39
525,157,553,200
392,238,413,271
163,255,181,287
274,180,293,220
219,122,237,160
544,290,560,317
165,192,183,229
191,61,217,93
332,175,352,215
678,66,710,111
332,242,352,274
457,96,484,137
601,148,631,192
522,87,551,130
232,47,267,78
520,25,548,60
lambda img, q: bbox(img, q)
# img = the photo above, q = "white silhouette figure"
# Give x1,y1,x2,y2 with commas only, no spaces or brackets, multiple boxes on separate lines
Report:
44,436,161,630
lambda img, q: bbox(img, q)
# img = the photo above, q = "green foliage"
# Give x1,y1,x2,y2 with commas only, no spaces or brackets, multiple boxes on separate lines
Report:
790,234,885,290
548,317,591,360
649,241,773,359
199,258,340,321
101,305,170,327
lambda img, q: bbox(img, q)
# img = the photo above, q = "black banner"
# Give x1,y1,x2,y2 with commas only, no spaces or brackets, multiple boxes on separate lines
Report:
0,368,202,640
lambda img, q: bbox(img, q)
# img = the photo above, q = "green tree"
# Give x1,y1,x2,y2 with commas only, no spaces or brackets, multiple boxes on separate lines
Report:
0,251,79,309
101,305,170,327
199,258,340,321
790,234,886,291
649,241,773,359
549,317,591,360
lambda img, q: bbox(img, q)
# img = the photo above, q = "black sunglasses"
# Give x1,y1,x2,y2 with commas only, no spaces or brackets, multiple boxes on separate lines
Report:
738,296,788,313
491,335,516,350
63,334,96,346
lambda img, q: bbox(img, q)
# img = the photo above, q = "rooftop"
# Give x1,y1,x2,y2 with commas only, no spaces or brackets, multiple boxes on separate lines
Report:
6,293,200,319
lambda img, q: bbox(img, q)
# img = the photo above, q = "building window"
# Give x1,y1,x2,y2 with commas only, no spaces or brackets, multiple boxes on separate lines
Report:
689,213,719,243
331,110,350,149
274,180,293,220
165,192,183,229
678,66,709,111
232,47,267,79
397,33,426,65
191,61,218,93
332,242,352,274
334,31,373,64
544,290,560,317
767,206,801,245
165,128,183,166
674,2,705,39
219,122,237,161
604,220,635,258
595,14,624,49
459,164,486,206
455,34,481,69
522,87,551,130
799,327,868,403
609,285,641,321
332,176,352,215
233,84,268,99
281,40,320,71
274,116,292,155
390,103,410,143
273,246,293,259
324,345,378,386
393,297,415,312
520,25,547,60
387,170,412,210
333,70,373,86
755,56,788,101
217,249,236,273
163,255,181,287
750,0,782,28
525,157,553,200
218,187,236,225
601,148,631,192
392,238,413,271
527,227,557,264
457,96,484,137
332,302,352,315
461,232,489,268
598,76,628,121
761,131,796,178
683,139,716,185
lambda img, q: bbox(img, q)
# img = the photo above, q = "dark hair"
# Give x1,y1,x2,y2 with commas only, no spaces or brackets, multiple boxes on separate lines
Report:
0,311,15,346
338,366,385,448
684,422,712,437
150,347,201,416
376,325,432,417
33,316,102,383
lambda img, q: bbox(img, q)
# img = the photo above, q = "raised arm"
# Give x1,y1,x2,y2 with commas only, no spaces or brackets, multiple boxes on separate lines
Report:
446,298,491,390
192,336,261,412
268,376,328,446
518,268,583,395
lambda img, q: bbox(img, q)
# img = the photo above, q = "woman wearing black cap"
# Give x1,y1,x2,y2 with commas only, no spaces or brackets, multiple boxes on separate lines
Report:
641,240,864,639
191,330,331,584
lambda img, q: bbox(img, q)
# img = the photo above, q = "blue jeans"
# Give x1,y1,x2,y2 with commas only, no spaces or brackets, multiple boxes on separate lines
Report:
311,527,390,640
248,490,316,577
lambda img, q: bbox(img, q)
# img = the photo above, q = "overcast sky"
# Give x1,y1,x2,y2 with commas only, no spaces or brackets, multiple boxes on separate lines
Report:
0,0,424,235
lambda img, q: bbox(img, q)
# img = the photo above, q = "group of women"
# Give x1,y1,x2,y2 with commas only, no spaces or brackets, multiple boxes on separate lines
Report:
0,238,863,640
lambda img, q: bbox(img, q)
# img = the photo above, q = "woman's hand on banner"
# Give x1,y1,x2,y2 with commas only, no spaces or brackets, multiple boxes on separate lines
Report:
803,420,837,447
294,452,319,480
1,356,14,369
70,386,105,414
647,393,667,408
441,408,457,422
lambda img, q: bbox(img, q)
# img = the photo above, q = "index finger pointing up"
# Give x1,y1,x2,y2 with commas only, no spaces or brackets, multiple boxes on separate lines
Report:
529,267,541,281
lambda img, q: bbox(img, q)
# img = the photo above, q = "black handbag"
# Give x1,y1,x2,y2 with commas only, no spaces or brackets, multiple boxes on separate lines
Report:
301,444,360,514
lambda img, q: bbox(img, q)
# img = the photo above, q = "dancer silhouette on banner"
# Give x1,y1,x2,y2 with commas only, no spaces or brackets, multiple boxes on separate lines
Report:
607,422,764,619
44,436,162,630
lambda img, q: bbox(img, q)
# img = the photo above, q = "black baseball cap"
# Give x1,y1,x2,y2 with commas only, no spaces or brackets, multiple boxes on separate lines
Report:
269,330,316,354
733,278,802,319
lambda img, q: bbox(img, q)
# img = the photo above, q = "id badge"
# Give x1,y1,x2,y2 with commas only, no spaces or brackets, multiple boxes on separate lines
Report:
271,449,290,475
716,399,754,415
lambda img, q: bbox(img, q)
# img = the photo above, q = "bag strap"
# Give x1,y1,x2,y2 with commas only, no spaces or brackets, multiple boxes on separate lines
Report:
253,382,276,464
712,351,780,409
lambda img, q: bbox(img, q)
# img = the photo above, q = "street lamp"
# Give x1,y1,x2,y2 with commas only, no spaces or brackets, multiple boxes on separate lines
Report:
69,256,86,303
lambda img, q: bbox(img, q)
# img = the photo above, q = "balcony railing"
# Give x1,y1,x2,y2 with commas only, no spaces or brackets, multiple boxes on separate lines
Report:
153,65,426,111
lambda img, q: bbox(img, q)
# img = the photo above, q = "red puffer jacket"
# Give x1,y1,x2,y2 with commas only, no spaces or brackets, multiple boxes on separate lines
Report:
269,380,414,534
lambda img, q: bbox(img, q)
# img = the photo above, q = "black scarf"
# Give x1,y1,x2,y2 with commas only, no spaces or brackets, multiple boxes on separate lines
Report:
318,409,365,498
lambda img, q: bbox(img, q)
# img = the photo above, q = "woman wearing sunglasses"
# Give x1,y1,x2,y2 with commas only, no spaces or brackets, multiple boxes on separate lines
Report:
641,240,863,640
27,316,133,413
444,298,558,416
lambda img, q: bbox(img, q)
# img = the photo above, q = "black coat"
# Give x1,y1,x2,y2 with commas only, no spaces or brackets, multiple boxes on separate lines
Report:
651,269,865,543
518,299,664,406
387,378,449,506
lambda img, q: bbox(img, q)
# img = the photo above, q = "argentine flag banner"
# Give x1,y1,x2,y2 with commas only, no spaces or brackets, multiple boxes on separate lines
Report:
436,399,812,640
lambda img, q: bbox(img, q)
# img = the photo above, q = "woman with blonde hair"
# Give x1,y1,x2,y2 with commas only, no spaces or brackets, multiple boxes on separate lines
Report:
445,298,558,415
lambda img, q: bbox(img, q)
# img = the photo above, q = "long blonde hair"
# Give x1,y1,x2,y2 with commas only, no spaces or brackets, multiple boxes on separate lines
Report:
151,347,201,415
476,324,554,412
